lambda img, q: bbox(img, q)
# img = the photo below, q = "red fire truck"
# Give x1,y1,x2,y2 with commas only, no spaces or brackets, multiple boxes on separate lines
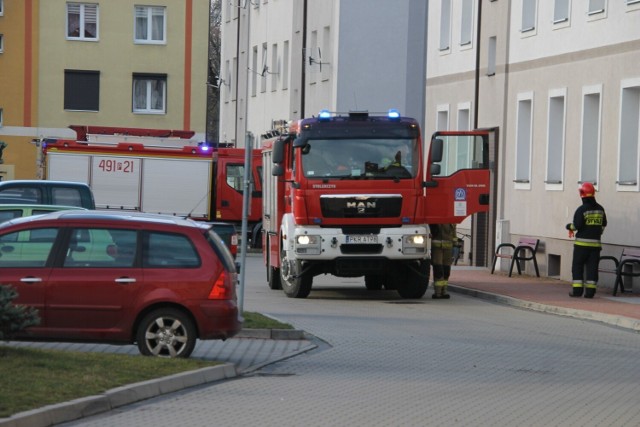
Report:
40,126,263,246
261,110,491,298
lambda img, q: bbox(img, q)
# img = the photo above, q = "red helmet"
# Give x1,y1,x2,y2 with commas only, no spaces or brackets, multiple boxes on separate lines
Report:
579,182,595,198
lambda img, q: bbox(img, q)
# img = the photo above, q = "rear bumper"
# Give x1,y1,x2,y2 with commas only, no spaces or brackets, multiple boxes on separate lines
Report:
196,300,241,339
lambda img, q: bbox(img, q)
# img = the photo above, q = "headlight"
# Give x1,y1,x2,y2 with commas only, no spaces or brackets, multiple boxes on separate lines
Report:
295,234,321,255
402,234,428,255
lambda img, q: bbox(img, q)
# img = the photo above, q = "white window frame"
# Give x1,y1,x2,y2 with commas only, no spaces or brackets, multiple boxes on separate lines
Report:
514,92,534,189
439,0,451,52
134,6,166,44
588,0,606,15
460,0,474,48
579,85,602,188
66,3,99,41
553,0,570,27
617,78,640,191
132,75,167,114
0,0,4,16
521,0,537,36
456,103,472,170
271,43,278,91
251,45,258,97
487,36,496,76
545,88,567,190
0,34,4,53
282,40,289,90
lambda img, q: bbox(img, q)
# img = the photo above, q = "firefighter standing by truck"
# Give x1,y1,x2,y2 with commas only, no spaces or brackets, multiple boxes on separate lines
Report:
430,223,457,299
566,182,607,298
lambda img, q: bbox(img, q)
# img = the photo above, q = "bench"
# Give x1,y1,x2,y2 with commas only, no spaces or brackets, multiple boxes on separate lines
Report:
598,247,640,296
491,237,540,277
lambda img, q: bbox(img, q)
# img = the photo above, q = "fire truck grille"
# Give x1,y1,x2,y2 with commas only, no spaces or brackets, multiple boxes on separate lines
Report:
320,196,402,218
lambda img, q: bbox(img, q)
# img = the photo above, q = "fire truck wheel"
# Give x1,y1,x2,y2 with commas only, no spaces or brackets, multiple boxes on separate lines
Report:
396,260,429,299
266,248,282,290
364,275,384,290
280,251,312,298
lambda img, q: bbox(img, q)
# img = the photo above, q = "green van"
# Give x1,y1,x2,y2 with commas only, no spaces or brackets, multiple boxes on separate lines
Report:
0,204,86,223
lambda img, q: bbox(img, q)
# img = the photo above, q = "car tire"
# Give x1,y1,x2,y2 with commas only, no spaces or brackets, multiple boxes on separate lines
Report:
136,308,197,358
266,237,282,290
364,275,383,290
396,260,429,299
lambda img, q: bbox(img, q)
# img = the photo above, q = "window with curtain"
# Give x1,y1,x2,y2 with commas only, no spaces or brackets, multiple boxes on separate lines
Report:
67,3,98,40
134,6,166,43
132,74,167,114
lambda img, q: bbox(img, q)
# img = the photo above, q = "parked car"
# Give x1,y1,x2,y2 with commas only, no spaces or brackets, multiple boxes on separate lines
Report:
0,210,241,358
0,180,95,209
0,204,85,223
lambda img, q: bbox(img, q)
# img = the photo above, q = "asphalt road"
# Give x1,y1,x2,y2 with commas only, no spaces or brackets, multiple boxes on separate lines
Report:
63,252,640,427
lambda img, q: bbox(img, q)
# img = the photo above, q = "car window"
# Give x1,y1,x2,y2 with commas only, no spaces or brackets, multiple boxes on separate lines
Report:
206,229,236,272
52,187,84,207
63,228,136,268
0,187,41,203
0,210,21,223
144,231,201,268
0,228,58,267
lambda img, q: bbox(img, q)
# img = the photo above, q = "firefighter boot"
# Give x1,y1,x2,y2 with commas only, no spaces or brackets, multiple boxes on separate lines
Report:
569,283,584,297
432,281,444,299
440,280,451,299
584,285,597,299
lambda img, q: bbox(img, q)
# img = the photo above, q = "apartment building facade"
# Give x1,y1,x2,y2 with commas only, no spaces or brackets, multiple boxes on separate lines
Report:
219,0,428,147
0,0,209,180
426,0,640,281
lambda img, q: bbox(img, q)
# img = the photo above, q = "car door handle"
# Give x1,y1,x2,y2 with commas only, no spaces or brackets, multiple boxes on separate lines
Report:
115,277,137,284
20,277,43,283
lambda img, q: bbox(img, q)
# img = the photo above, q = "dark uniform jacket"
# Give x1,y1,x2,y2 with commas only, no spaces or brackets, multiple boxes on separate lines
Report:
571,197,607,247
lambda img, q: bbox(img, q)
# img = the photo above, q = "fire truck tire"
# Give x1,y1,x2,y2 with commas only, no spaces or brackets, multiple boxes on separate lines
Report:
268,265,282,290
280,251,312,298
396,260,429,299
364,275,384,290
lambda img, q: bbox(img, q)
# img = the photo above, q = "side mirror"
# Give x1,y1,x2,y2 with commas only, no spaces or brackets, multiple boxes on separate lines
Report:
272,138,285,164
430,164,441,176
431,138,443,163
272,164,284,176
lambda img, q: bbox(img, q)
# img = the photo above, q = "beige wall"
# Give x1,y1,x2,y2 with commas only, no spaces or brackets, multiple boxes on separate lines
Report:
38,0,208,132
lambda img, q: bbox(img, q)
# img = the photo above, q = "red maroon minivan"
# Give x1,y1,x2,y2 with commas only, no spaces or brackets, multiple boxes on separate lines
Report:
0,210,241,358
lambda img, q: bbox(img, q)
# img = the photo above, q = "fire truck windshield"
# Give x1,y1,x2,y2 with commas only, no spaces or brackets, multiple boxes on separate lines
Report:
300,138,418,180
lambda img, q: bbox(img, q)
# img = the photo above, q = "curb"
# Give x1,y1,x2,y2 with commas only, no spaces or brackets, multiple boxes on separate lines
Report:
235,328,306,340
449,285,640,332
0,364,237,427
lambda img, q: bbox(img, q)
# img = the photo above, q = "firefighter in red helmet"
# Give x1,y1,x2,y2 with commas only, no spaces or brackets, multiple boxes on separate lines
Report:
566,182,607,298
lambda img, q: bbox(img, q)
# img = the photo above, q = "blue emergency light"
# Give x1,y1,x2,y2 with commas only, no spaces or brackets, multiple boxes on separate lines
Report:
318,110,332,121
388,109,401,120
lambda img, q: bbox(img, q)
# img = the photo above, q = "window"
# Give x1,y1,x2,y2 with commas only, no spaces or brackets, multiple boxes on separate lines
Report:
132,74,166,114
67,3,98,40
460,0,473,47
321,26,331,81
0,108,3,128
0,0,4,16
580,87,602,186
456,104,472,169
226,164,245,192
546,90,566,186
439,0,451,51
553,0,570,23
64,70,100,111
282,41,289,90
588,0,605,15
0,34,4,53
487,36,496,76
144,232,200,268
515,93,533,187
618,80,640,188
64,228,135,268
251,46,258,97
261,43,267,93
271,43,278,91
521,0,537,32
134,6,166,44
224,60,231,102
52,187,86,207
0,229,59,267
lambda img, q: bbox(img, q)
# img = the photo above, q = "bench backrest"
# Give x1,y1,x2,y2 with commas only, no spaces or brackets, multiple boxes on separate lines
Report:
621,247,640,261
517,237,539,251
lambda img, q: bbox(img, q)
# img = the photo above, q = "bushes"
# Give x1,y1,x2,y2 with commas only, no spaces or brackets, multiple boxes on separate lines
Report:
0,284,40,342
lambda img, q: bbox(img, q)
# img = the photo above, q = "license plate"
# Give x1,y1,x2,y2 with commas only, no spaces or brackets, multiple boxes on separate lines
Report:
345,235,378,244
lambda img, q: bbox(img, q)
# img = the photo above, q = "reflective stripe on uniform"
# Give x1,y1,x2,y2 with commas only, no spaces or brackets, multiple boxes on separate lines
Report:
575,238,601,248
572,282,584,288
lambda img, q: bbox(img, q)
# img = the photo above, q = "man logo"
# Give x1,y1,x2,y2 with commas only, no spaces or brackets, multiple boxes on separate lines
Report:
347,200,376,214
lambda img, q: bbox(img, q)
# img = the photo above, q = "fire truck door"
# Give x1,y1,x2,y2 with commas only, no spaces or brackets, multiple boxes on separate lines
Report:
423,131,491,224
